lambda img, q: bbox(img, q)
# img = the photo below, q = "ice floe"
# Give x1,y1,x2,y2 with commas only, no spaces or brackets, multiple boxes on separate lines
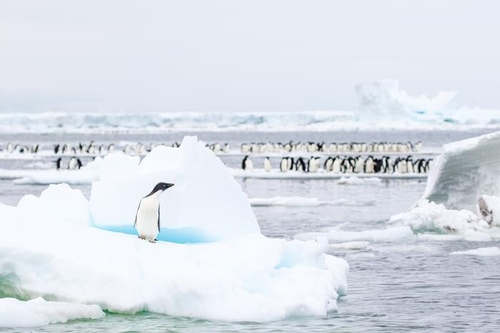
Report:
0,298,103,328
451,247,500,256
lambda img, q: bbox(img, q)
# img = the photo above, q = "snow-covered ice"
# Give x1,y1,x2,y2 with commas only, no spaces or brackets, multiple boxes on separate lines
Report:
0,298,104,328
0,136,349,323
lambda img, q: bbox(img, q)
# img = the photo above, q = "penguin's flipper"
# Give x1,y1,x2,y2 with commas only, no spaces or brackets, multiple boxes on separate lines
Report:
133,202,140,228
157,206,161,232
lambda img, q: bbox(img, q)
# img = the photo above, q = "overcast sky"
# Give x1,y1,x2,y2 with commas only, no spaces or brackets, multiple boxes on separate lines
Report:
0,0,498,112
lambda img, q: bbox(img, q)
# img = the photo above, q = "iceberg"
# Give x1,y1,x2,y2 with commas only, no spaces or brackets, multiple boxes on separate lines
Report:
422,131,500,211
355,79,457,121
390,131,500,235
0,136,349,323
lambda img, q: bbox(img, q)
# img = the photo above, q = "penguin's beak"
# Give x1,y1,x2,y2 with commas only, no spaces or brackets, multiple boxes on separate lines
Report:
165,183,175,190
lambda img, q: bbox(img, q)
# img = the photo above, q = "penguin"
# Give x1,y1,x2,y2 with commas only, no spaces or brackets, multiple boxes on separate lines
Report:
280,157,288,172
264,157,272,172
477,196,493,225
332,156,342,173
68,157,78,170
242,155,253,171
323,156,334,172
354,156,364,173
287,157,295,171
308,156,319,173
55,157,62,170
223,143,230,153
364,156,375,173
108,143,115,153
241,143,250,153
295,157,307,172
134,182,175,243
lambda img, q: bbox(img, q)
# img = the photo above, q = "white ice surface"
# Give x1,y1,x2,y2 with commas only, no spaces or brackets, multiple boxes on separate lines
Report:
451,247,500,256
0,298,103,328
0,137,349,322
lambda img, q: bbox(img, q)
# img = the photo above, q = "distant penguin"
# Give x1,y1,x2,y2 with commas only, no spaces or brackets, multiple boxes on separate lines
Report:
354,156,364,173
287,157,295,171
54,144,60,154
296,157,307,172
264,157,272,172
108,143,115,153
134,182,175,242
365,156,375,173
55,157,62,170
323,156,334,172
280,157,288,172
308,156,319,173
68,157,78,170
477,196,493,225
332,156,342,173
242,155,253,171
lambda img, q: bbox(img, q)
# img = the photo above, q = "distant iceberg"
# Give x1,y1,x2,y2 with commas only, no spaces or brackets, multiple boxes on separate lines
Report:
355,79,458,121
0,136,349,323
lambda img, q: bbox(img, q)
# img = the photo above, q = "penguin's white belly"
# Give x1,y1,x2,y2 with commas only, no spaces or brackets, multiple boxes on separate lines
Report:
135,196,160,240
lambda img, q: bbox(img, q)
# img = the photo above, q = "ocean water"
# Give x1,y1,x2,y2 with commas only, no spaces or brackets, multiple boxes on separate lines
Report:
1,129,500,332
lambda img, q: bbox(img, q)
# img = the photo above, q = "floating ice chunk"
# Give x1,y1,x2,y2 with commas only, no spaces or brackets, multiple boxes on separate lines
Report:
337,177,382,185
329,241,370,250
0,222,348,322
390,200,487,234
451,247,500,256
0,298,103,328
249,196,323,207
89,136,260,241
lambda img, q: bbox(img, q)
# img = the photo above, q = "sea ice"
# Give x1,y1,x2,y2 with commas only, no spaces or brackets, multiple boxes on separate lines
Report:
0,298,103,328
451,247,500,257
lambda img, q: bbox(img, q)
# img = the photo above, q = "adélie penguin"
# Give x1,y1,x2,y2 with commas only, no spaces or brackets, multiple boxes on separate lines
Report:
134,182,175,243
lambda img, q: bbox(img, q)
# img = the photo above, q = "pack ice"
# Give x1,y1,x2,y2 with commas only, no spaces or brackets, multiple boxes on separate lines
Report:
0,136,348,324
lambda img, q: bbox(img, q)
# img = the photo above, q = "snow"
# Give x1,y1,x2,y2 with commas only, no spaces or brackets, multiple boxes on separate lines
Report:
0,136,349,323
0,298,104,328
451,247,500,257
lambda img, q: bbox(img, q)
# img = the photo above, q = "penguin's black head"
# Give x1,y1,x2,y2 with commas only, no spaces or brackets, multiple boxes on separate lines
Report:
151,182,175,194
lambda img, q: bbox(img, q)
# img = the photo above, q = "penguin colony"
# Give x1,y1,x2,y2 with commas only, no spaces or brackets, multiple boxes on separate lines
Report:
241,155,433,174
241,141,422,154
1,141,230,156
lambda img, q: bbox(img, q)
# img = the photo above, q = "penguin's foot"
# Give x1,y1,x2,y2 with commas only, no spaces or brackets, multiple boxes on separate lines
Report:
148,239,156,243
138,236,146,240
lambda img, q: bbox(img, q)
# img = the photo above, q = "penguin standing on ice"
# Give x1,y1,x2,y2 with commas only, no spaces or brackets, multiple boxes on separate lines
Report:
263,157,272,172
134,182,175,243
242,155,253,171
